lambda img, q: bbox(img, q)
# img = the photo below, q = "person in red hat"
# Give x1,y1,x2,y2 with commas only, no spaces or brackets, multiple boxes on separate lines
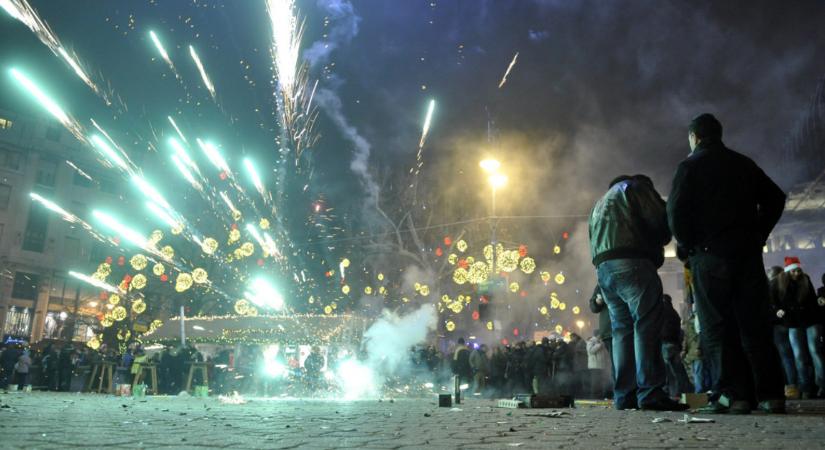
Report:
769,256,825,398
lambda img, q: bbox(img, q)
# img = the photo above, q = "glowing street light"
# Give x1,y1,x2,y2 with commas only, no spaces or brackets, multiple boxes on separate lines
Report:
479,158,501,173
576,320,585,330
488,173,508,189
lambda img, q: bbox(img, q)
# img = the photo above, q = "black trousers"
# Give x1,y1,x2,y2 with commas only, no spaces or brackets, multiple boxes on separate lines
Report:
689,251,783,402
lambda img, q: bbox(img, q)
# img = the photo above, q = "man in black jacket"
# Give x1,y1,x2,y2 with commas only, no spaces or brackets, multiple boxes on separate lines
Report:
667,113,786,414
589,174,685,411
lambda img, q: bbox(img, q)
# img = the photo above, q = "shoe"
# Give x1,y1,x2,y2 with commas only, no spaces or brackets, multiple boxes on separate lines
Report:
696,401,728,414
640,397,690,411
785,384,801,400
801,391,812,400
757,399,786,414
728,400,751,415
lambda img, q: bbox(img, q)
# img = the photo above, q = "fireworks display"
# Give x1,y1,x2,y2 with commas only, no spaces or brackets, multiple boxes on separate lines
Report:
2,1,589,360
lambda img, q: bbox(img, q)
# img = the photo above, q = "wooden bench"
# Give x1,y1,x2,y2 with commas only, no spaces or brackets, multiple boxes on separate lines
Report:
87,361,116,393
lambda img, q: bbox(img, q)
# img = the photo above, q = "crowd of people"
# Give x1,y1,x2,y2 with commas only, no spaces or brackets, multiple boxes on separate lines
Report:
586,113,825,413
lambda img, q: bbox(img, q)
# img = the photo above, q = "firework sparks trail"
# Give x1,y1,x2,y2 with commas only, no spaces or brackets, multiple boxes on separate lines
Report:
418,99,436,149
189,45,216,99
9,68,86,141
171,154,203,191
149,30,175,69
498,51,519,89
1,0,111,105
69,271,123,294
65,160,94,182
90,135,132,174
196,138,232,175
168,116,188,144
266,0,302,102
89,119,141,171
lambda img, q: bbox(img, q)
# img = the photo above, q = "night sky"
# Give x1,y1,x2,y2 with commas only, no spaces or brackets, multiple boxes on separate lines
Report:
2,1,824,218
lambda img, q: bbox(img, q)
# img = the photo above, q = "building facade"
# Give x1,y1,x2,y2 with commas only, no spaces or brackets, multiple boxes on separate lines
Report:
0,109,125,343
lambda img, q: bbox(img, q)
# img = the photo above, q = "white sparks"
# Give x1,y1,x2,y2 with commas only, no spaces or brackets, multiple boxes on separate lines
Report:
168,116,187,144
498,51,519,89
92,210,149,248
419,99,436,149
90,135,129,172
149,30,174,68
69,270,123,294
189,45,216,98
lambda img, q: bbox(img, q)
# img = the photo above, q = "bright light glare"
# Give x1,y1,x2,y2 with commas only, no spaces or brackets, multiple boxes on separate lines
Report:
149,31,172,65
92,210,148,248
9,68,70,126
146,201,180,230
244,277,284,310
90,135,129,171
479,159,501,173
488,173,508,189
419,99,436,148
196,138,230,173
69,270,122,294
30,193,72,219
246,223,265,247
336,359,376,400
262,345,288,378
189,45,215,97
168,137,197,170
243,157,264,193
171,154,201,190
576,320,585,329
132,176,171,210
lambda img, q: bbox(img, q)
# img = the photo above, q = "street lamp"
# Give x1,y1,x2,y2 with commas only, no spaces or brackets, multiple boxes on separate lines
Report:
480,159,506,283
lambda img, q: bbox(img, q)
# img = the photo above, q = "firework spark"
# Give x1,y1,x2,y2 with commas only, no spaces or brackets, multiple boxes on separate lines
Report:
266,0,303,101
69,270,123,294
189,45,216,99
418,99,436,149
498,52,519,89
90,135,130,172
243,157,265,195
168,116,188,144
1,0,110,104
92,210,149,248
9,67,85,140
196,138,231,174
149,30,174,69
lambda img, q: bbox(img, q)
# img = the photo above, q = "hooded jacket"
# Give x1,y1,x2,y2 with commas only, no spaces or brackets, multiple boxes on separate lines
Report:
589,177,671,268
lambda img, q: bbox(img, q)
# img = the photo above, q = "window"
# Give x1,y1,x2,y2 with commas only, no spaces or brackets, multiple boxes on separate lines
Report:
22,202,49,252
90,240,109,263
45,126,62,142
49,275,67,306
0,148,22,171
12,272,40,300
3,306,32,338
35,158,58,187
99,177,118,195
0,118,12,130
64,236,82,261
0,184,10,210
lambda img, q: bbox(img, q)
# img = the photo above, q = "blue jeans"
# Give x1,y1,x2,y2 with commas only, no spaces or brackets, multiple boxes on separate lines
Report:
662,342,693,396
773,325,798,386
788,324,825,393
691,360,711,393
597,258,666,408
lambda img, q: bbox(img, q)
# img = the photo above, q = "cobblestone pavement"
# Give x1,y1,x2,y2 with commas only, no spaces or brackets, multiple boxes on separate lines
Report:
2,392,825,449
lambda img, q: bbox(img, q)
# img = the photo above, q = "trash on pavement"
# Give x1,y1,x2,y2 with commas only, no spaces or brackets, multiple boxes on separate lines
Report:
678,414,715,424
652,417,672,423
524,411,569,418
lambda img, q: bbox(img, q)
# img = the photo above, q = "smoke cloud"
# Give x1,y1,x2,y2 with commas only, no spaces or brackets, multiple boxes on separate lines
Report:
362,304,438,375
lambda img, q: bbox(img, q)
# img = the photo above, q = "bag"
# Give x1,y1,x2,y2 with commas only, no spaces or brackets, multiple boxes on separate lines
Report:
132,384,146,398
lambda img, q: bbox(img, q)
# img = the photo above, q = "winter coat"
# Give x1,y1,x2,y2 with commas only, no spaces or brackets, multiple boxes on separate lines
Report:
452,346,472,378
589,177,671,268
469,349,488,374
15,353,32,374
661,302,683,345
586,337,610,370
770,272,819,328
570,338,588,372
524,345,548,378
588,285,612,341
667,139,785,258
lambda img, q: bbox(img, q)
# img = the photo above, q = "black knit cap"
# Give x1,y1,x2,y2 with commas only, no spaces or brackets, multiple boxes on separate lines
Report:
688,113,723,140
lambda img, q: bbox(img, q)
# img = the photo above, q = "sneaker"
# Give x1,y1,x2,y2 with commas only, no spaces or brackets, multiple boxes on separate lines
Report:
640,397,691,411
757,399,786,414
696,401,728,414
785,384,801,400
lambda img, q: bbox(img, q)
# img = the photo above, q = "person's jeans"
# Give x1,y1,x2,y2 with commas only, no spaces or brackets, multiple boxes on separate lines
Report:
690,252,784,402
773,324,798,386
597,258,667,409
691,360,712,393
662,342,693,396
788,324,825,393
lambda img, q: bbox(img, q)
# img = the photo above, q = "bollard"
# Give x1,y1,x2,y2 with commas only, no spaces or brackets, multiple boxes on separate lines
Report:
438,393,452,407
453,375,461,404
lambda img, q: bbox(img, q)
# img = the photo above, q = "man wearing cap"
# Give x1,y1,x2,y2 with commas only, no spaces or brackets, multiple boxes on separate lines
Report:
769,256,825,398
667,113,786,413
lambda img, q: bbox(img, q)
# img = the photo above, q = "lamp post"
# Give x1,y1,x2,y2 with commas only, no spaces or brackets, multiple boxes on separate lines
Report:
480,159,506,281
